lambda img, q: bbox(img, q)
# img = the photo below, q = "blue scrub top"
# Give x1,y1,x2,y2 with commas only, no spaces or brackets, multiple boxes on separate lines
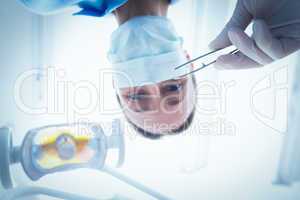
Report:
19,0,179,17
76,0,128,17
76,0,179,17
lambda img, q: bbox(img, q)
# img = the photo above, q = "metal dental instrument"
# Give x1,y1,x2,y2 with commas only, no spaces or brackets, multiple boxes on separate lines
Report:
174,23,284,75
175,47,239,76
175,48,224,70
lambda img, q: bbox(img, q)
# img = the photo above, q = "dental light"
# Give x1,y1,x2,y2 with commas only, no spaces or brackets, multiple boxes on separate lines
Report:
0,120,172,200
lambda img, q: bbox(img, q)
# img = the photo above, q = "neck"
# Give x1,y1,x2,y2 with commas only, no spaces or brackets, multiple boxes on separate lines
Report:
114,0,169,25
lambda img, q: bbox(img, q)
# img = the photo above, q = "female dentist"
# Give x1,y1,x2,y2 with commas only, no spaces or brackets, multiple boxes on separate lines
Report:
18,0,198,139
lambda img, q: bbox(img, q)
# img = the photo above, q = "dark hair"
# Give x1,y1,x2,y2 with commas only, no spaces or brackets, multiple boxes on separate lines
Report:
116,75,197,139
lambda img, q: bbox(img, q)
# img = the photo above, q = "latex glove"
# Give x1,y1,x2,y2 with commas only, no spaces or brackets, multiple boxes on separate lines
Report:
209,0,300,69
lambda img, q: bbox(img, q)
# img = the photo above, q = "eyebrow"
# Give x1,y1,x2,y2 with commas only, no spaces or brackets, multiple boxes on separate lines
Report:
131,85,187,111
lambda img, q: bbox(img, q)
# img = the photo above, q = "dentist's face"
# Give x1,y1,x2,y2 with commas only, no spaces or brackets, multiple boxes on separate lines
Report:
118,76,196,135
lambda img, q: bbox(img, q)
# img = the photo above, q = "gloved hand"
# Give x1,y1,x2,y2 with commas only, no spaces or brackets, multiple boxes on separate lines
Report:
209,0,300,69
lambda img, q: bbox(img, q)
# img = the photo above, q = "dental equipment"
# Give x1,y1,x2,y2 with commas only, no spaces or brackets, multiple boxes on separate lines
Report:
174,47,239,76
0,120,172,200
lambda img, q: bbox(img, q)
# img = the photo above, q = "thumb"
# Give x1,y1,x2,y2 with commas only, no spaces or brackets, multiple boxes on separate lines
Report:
209,0,252,50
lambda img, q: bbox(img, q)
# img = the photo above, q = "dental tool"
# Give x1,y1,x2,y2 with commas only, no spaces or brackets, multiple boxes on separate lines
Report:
0,120,172,200
175,22,292,76
174,46,239,76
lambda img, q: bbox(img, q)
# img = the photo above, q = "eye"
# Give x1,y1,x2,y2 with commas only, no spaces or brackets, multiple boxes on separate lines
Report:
165,84,182,92
127,94,144,101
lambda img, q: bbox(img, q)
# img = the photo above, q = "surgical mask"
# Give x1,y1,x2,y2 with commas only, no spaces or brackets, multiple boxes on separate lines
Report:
108,16,191,89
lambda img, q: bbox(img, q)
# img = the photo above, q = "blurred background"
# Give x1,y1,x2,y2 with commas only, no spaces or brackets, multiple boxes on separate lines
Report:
1,0,300,199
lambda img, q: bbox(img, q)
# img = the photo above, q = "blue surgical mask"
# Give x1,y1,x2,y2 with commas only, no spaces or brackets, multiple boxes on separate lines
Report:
108,16,191,89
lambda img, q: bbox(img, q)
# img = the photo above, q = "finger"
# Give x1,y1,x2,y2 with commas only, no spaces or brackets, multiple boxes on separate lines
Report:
208,24,232,50
252,19,285,60
209,0,252,50
228,27,274,65
214,52,262,70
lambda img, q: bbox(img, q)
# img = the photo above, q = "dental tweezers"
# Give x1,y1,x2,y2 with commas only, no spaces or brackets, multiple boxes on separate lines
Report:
175,47,239,76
